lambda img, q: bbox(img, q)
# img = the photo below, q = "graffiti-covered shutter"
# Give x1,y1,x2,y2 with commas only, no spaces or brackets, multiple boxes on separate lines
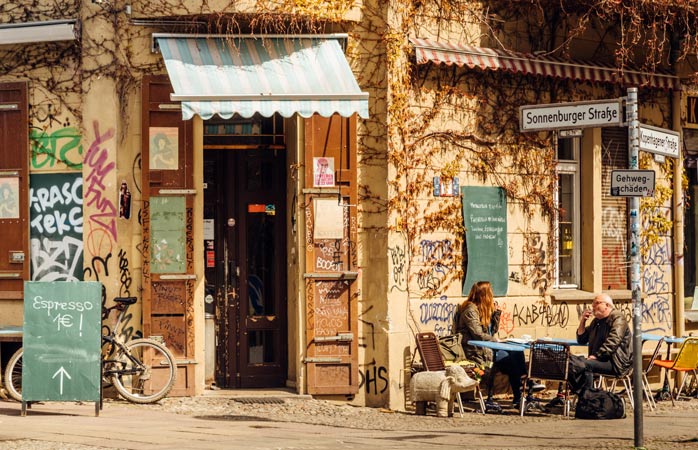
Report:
602,127,629,289
0,82,29,303
142,75,195,395
304,114,359,395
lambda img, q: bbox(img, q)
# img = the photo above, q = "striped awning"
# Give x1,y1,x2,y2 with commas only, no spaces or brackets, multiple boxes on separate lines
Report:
411,37,679,90
157,36,369,120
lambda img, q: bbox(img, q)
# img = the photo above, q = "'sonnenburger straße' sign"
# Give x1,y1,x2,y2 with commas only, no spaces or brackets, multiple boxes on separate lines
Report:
519,99,623,132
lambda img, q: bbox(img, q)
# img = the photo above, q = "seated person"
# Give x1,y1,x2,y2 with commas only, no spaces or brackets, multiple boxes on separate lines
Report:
456,281,543,408
570,293,632,393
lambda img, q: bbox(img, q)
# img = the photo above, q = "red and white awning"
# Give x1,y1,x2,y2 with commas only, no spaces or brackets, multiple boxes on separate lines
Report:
410,38,679,90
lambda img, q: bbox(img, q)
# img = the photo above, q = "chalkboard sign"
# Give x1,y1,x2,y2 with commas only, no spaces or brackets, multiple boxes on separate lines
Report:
461,186,508,297
23,281,102,403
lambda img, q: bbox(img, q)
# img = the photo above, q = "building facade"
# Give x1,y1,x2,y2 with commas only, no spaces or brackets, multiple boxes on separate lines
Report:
0,1,696,410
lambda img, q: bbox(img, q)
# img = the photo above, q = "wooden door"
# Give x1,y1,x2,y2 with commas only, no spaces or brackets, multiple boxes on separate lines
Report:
303,114,359,395
0,82,29,305
141,75,195,395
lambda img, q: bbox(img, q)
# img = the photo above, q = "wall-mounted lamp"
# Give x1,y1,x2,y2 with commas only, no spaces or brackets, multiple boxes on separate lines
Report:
0,19,77,45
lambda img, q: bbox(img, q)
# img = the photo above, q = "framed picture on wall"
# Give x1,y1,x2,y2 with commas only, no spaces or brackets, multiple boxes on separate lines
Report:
0,176,19,219
149,127,179,170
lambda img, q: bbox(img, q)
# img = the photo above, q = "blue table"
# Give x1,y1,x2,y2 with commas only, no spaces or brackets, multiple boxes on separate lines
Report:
468,340,527,352
466,340,530,412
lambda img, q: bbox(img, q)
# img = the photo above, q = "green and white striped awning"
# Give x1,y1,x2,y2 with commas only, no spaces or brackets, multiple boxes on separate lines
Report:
156,35,369,120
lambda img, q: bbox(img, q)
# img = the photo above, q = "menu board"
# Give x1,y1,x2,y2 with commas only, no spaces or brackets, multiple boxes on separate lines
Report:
23,281,101,402
461,186,508,297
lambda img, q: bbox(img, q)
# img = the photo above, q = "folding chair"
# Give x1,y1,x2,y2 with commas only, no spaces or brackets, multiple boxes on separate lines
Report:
521,340,572,417
414,332,486,414
596,369,635,409
598,338,662,411
652,337,698,406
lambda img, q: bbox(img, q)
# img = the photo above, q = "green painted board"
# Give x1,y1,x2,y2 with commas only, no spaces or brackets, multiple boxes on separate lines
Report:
150,196,186,273
22,281,102,402
461,186,508,297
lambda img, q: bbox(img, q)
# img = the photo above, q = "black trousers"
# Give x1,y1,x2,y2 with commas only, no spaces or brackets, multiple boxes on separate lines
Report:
568,354,615,393
493,350,527,401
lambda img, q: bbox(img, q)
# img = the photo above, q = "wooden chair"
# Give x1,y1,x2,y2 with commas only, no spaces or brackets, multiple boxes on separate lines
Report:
521,340,572,417
653,337,698,405
414,332,485,414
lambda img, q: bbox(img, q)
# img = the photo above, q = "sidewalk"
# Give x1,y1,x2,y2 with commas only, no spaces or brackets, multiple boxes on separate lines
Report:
1,390,698,449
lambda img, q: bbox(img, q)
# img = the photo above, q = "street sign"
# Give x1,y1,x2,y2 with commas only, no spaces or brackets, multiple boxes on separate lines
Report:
520,98,623,132
23,281,102,403
639,123,680,159
610,170,655,197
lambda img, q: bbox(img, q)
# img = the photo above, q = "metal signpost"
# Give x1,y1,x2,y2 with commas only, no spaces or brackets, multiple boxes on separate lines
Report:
521,90,681,449
22,281,102,416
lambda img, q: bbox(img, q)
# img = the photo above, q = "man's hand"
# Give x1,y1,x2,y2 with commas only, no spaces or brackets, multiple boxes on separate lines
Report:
587,355,597,360
578,307,592,335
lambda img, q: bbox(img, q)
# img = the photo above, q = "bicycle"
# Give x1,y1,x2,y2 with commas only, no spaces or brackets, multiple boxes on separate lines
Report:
4,296,177,404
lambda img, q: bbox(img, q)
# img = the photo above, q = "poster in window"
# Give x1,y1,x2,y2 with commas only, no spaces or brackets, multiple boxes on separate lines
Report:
149,127,179,170
0,176,19,219
313,157,335,187
313,198,344,240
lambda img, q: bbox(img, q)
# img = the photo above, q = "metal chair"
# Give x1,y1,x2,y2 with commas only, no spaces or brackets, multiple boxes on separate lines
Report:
414,332,486,414
521,340,572,417
596,369,636,409
604,337,665,411
652,337,698,405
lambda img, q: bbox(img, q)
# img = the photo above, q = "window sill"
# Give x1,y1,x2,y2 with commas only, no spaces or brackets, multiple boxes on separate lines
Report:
551,289,634,302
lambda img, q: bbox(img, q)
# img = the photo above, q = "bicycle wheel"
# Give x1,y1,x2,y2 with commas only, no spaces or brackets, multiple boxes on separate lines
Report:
4,348,22,402
110,338,176,404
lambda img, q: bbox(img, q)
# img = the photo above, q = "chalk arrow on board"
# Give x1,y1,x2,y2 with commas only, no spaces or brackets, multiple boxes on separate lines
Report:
52,366,72,395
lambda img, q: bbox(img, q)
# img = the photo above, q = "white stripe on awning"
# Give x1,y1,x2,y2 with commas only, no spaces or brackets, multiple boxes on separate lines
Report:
411,37,679,90
157,36,369,120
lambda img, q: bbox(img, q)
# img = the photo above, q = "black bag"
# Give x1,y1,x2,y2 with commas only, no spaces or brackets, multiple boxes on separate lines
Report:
575,388,626,420
438,334,467,362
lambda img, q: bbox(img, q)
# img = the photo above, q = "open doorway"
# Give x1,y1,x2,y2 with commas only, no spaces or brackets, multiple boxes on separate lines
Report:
203,114,287,388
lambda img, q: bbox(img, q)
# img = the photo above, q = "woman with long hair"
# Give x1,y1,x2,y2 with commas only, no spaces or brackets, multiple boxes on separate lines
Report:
455,281,542,408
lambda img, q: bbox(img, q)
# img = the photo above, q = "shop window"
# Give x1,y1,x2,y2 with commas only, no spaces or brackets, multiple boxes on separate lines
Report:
556,137,580,288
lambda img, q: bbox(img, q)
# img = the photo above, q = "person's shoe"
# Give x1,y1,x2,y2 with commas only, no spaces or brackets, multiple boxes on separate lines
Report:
511,400,521,410
527,380,546,393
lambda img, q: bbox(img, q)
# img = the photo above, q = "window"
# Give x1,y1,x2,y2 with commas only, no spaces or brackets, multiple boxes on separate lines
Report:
556,137,580,288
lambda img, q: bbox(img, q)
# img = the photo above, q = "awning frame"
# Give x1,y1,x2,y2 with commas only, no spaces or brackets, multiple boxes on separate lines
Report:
411,37,680,90
152,32,349,53
0,19,78,45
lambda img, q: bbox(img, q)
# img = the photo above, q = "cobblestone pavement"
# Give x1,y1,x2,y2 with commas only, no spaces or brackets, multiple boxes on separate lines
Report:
2,390,698,449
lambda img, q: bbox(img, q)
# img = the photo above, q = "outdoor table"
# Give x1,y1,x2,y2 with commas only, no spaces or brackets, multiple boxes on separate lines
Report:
466,340,528,412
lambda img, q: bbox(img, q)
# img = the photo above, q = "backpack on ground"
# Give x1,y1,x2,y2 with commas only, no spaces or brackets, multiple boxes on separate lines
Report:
575,387,626,420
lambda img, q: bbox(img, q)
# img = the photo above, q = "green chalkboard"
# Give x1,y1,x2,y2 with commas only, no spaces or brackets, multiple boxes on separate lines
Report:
461,187,508,297
23,281,102,402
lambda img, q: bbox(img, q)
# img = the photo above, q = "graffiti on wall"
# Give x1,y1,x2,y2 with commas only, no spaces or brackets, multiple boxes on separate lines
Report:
82,121,117,281
30,127,83,170
29,173,83,281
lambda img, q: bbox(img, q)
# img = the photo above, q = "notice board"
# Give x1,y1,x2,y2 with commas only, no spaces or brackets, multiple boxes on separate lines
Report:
461,186,508,297
23,281,102,402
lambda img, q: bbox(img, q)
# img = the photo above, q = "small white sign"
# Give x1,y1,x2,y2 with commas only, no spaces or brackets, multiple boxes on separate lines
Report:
610,170,655,197
639,124,680,159
520,99,623,132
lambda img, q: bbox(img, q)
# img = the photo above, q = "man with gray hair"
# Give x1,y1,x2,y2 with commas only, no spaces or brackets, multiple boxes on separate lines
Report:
569,293,633,392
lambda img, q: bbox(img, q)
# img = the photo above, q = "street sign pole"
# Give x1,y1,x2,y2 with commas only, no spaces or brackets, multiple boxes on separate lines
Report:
627,87,643,448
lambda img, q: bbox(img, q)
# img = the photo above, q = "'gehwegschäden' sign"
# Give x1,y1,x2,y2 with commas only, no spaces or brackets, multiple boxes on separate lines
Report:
519,99,623,132
610,170,656,197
